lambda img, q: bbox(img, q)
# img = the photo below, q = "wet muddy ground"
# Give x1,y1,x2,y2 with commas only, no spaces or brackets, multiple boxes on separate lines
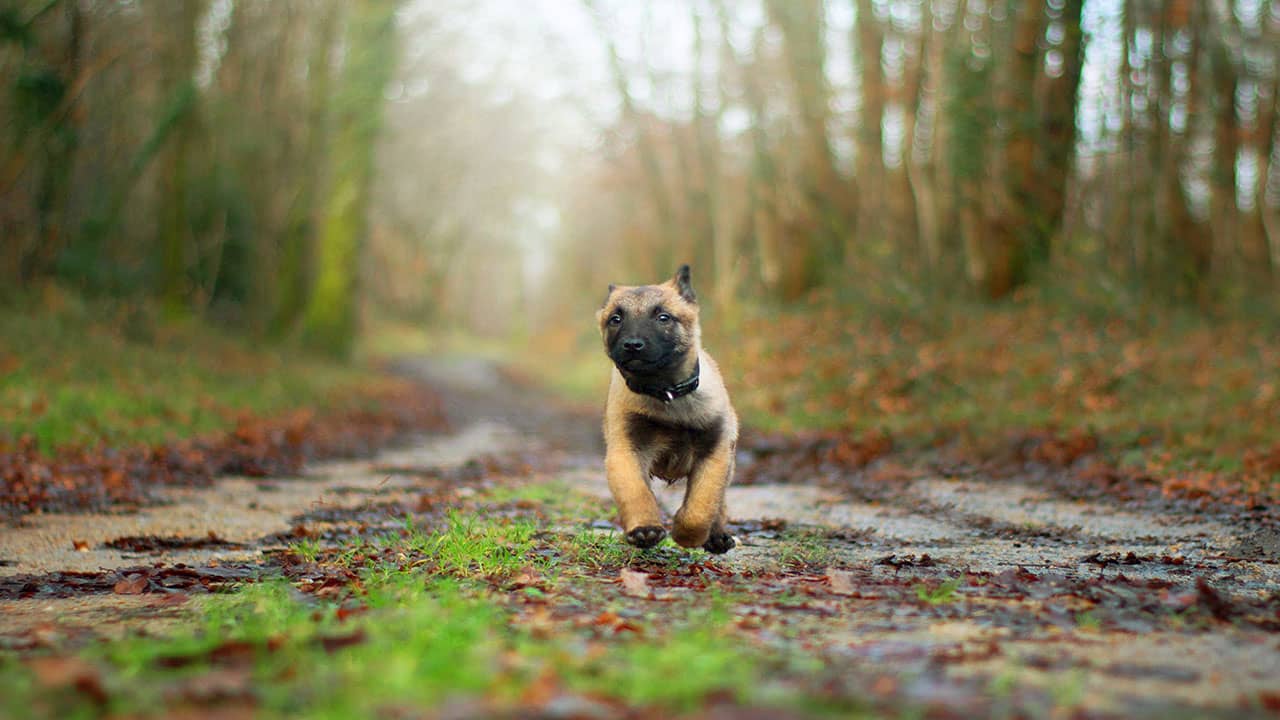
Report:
2,357,1279,718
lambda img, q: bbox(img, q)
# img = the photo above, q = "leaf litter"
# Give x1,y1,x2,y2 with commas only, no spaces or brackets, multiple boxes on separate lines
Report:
0,382,448,520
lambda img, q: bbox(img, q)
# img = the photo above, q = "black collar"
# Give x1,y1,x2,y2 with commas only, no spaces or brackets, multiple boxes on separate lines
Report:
624,361,700,403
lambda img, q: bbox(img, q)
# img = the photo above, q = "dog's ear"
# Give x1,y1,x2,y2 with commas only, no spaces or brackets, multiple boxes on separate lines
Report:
672,265,696,304
601,284,616,308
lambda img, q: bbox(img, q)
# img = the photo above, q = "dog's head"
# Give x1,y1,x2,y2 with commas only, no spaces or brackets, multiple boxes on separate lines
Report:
598,265,700,377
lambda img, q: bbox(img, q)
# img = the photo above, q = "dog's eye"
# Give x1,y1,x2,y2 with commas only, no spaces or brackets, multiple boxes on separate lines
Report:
608,313,623,326
656,313,672,323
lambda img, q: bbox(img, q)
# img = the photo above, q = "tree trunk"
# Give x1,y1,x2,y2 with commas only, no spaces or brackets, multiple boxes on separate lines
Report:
301,0,401,357
1146,3,1173,288
897,12,929,276
25,0,83,285
921,1,965,286
854,0,885,246
695,3,732,307
734,15,784,298
1118,0,1140,281
944,0,998,296
156,0,204,311
991,0,1046,297
1034,0,1084,261
910,78,941,279
1208,3,1240,286
1152,0,1210,300
1242,42,1278,280
764,0,849,293
274,1,342,336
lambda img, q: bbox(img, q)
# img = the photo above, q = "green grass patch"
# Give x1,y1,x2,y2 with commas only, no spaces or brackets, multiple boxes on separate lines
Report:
418,510,540,578
914,577,962,605
0,538,822,718
775,527,835,567
562,526,639,568
289,537,323,563
0,288,389,453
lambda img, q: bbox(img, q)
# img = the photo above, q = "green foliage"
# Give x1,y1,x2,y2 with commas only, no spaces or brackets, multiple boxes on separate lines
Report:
416,510,540,578
1075,611,1101,632
290,538,323,563
553,604,763,711
915,578,961,605
197,167,256,310
943,43,994,183
2,0,407,354
61,82,200,296
565,527,639,568
777,526,833,566
0,7,31,47
12,67,65,129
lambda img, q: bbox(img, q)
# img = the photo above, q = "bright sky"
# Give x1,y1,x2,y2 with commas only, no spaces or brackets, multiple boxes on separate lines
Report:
407,0,1142,155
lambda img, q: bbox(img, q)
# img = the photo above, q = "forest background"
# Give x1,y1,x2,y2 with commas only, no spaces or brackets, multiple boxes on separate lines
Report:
2,0,1279,485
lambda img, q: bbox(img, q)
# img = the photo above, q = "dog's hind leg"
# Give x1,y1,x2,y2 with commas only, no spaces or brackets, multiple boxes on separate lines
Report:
606,447,665,548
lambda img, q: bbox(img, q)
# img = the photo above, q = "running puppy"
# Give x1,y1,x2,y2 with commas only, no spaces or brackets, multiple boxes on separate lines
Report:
597,265,737,553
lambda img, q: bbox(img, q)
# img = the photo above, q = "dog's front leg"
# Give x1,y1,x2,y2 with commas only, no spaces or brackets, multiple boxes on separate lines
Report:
702,456,736,554
671,445,734,552
606,447,665,548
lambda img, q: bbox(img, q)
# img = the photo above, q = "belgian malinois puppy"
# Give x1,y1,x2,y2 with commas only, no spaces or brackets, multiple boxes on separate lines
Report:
598,265,737,553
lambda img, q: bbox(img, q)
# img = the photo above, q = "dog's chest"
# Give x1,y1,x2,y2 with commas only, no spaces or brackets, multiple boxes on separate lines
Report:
625,411,723,481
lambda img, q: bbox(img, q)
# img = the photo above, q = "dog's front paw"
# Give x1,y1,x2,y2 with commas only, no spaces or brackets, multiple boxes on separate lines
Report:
625,525,667,549
702,531,736,554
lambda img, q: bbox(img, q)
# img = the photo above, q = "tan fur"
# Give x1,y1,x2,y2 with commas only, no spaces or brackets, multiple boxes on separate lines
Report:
598,269,738,552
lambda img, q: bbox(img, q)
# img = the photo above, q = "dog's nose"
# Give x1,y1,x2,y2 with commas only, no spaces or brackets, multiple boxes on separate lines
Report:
622,338,646,352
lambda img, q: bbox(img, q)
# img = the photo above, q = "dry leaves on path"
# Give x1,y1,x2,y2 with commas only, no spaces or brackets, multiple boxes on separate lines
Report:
0,382,448,519
826,568,859,596
619,568,650,598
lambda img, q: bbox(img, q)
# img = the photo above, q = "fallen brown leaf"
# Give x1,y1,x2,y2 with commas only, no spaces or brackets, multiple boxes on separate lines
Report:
166,667,255,706
28,656,96,687
113,573,148,595
590,611,642,634
510,566,544,590
27,656,109,705
619,568,649,598
826,568,859,596
151,592,191,607
318,629,367,653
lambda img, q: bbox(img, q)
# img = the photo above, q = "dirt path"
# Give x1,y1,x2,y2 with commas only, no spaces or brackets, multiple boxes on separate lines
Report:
3,357,1279,717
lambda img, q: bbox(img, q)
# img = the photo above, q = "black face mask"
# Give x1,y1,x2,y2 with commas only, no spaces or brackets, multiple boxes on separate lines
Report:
606,315,682,372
